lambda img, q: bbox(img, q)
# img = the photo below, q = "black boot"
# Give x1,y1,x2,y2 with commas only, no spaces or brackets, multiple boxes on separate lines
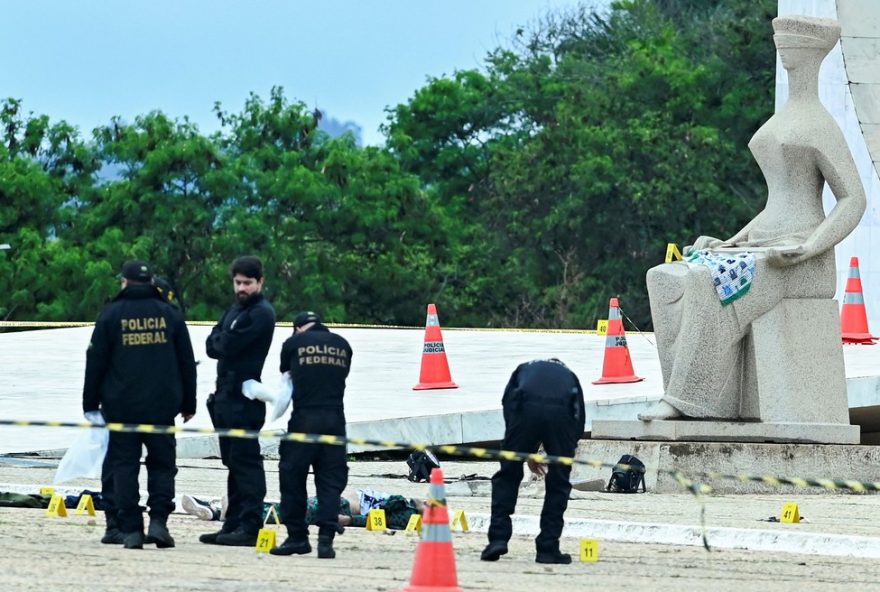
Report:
480,540,509,561
199,528,227,545
317,533,335,559
101,513,124,544
101,528,125,545
144,516,175,548
270,537,312,556
123,531,145,550
216,527,259,547
535,550,572,564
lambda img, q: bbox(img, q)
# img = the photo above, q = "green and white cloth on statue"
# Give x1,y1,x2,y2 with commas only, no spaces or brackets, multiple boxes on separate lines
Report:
686,249,756,305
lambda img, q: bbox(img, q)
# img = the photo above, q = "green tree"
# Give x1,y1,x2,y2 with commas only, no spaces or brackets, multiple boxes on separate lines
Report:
1,0,779,328
384,0,776,328
70,111,239,318
0,99,100,320
213,87,460,324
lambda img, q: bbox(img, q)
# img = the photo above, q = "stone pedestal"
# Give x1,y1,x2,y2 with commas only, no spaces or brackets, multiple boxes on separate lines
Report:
592,419,859,444
571,439,878,494
742,298,849,424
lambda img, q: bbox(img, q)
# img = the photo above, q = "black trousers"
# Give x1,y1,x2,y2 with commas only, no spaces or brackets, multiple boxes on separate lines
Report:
104,430,177,534
488,400,580,553
209,393,267,534
279,408,348,539
101,453,117,530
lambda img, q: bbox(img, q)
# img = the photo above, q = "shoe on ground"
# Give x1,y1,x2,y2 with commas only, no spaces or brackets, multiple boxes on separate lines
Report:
182,495,219,521
216,528,258,547
199,529,229,545
123,531,145,550
270,537,312,556
480,541,509,561
144,519,175,548
101,528,125,545
317,535,335,559
535,551,572,564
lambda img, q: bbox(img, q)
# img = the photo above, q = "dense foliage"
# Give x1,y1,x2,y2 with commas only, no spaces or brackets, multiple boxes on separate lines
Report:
0,0,776,328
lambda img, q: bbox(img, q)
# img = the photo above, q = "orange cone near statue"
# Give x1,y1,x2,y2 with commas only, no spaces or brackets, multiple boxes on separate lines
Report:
841,257,877,344
593,297,644,384
413,304,459,390
400,467,464,592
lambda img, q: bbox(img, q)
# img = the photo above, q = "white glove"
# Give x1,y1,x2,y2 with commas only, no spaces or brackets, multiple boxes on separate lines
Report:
84,410,106,426
242,379,274,402
270,373,293,422
242,378,293,422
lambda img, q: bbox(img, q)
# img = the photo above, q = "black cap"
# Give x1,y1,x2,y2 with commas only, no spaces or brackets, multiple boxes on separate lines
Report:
153,276,177,304
293,311,321,328
120,260,153,283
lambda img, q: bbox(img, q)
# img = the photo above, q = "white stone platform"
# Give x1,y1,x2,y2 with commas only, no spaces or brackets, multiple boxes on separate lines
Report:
2,324,880,456
570,439,880,494
592,420,861,444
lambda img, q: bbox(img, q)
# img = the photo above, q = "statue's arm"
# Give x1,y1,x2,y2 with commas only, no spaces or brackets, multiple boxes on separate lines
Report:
813,143,867,249
684,218,758,256
768,136,866,267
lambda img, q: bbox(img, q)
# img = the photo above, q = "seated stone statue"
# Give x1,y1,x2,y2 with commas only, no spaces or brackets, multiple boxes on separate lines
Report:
640,15,866,421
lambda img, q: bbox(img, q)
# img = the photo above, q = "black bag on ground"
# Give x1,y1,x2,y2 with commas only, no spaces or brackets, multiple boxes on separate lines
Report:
406,450,440,483
606,454,646,493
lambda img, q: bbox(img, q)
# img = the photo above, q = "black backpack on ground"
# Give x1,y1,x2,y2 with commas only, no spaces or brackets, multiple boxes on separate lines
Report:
606,454,646,493
406,450,441,483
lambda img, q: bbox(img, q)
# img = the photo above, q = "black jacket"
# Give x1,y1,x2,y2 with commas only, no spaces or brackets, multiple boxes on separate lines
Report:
206,293,275,390
502,359,586,430
82,284,197,424
280,324,352,411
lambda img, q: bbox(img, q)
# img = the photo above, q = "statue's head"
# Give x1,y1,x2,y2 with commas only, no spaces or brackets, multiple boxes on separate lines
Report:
772,16,840,68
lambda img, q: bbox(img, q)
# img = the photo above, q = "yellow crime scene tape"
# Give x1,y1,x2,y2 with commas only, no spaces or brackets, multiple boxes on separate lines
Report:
3,418,877,495
0,416,714,548
0,320,600,334
21,418,880,552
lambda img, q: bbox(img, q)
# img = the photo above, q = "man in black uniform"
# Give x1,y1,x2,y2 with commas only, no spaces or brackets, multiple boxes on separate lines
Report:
481,358,585,564
200,256,276,546
95,271,185,546
271,311,352,559
83,260,197,549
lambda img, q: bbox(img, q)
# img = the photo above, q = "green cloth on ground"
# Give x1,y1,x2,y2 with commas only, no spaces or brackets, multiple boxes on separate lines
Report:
0,492,51,508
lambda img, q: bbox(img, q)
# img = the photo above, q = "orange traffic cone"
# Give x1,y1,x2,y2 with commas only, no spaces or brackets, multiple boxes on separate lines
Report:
593,297,644,384
413,304,459,390
841,257,877,344
401,467,463,592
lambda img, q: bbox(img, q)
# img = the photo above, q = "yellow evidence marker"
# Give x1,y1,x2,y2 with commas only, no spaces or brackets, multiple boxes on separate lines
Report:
366,508,387,531
580,539,599,563
596,320,609,336
75,494,97,517
46,494,68,517
255,505,280,553
255,529,277,553
665,243,683,263
781,502,801,524
404,514,422,535
450,510,469,532
40,486,55,496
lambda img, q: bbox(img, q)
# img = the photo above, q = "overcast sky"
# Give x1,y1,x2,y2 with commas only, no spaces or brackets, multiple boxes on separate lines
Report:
1,0,606,146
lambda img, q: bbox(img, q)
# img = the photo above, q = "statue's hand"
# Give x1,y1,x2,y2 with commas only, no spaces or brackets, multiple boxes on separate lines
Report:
684,236,726,256
766,245,811,267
